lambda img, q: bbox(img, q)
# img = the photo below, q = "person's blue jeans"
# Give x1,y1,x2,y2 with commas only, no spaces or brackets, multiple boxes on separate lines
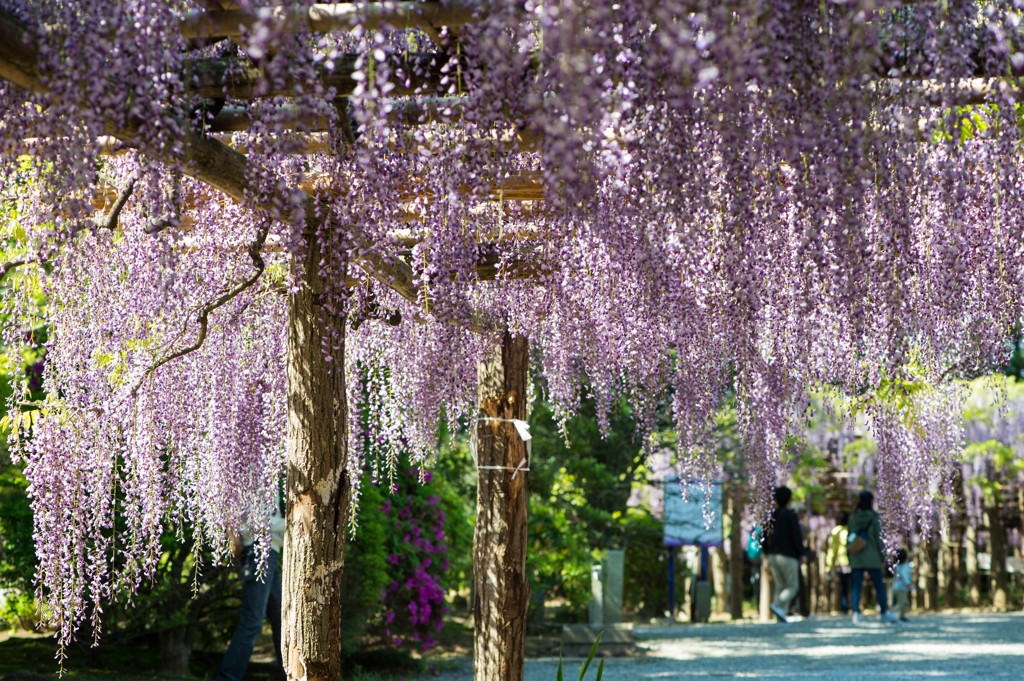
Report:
218,547,283,681
851,567,888,614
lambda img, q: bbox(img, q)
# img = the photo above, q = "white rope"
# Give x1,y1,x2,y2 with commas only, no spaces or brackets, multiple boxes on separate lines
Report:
477,417,532,441
473,417,531,477
477,457,530,479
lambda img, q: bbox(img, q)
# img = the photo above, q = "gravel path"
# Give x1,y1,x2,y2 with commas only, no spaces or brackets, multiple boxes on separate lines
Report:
429,612,1024,681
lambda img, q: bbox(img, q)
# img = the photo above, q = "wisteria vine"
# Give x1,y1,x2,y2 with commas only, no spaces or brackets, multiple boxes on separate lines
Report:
0,0,1023,648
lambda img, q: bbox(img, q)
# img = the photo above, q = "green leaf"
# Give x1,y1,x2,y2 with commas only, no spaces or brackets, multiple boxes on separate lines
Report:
579,631,603,681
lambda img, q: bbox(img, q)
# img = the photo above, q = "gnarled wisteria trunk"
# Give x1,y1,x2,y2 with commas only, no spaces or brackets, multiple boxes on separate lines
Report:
283,234,350,681
474,332,530,681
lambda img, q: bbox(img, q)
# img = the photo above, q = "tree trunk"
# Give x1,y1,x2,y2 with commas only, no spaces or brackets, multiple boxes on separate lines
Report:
939,540,954,608
282,236,351,681
950,524,964,604
985,492,1008,611
805,553,818,616
711,546,727,615
913,541,926,610
922,539,938,611
473,332,530,681
758,560,771,622
728,486,744,620
966,521,981,607
158,627,192,676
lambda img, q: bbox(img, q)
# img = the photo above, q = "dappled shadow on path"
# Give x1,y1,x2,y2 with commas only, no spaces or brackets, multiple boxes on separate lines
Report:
523,614,1024,681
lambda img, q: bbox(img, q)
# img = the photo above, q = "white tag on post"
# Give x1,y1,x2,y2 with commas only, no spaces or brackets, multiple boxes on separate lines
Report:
511,419,532,442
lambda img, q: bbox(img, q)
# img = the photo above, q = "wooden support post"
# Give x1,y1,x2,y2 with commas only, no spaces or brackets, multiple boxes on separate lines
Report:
759,559,771,622
727,485,744,620
667,547,677,619
985,490,1009,611
939,540,956,607
966,521,981,607
282,234,350,681
922,538,939,611
474,332,530,681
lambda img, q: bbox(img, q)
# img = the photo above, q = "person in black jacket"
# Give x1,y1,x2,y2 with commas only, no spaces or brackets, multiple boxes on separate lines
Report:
762,485,804,623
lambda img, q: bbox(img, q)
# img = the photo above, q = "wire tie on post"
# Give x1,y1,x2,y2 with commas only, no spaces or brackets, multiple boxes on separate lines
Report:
475,417,531,477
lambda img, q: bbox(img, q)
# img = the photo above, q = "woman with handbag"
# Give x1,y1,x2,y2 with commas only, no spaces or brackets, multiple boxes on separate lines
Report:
848,491,898,624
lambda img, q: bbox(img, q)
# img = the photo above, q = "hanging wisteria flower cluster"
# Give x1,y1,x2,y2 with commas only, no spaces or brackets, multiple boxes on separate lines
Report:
1,0,1024,645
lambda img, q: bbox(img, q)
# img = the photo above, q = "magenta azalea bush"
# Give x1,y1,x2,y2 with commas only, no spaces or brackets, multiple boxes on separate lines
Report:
375,467,450,652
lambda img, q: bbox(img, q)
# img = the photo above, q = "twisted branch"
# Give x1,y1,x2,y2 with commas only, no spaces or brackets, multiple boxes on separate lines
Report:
129,221,271,397
0,172,138,280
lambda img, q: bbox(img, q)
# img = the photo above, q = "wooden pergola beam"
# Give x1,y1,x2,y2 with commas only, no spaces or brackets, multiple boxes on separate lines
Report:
186,51,450,100
202,97,472,133
0,6,422,302
180,1,482,41
297,170,544,202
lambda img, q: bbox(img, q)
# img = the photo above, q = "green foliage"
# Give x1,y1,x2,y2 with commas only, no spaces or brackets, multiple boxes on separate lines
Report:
963,440,1022,501
1007,335,1024,380
526,394,648,615
0,465,35,594
932,104,995,143
430,391,669,619
848,373,928,433
528,493,593,610
0,590,39,631
556,633,605,681
341,480,391,655
433,422,477,596
964,375,1024,425
616,508,668,616
341,456,473,654
98,530,241,652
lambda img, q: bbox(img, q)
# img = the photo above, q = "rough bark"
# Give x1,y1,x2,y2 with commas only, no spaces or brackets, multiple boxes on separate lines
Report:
965,521,981,607
158,627,193,676
938,540,954,607
282,235,350,681
985,492,1008,611
710,547,727,616
920,539,939,611
727,485,744,620
804,554,818,616
473,332,530,681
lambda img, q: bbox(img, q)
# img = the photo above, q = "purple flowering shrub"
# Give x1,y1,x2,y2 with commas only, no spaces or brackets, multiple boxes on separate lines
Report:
373,466,451,652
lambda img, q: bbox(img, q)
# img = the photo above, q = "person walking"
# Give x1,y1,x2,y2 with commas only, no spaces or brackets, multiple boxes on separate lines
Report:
762,485,804,623
825,510,852,614
848,491,898,624
219,505,287,681
891,547,914,622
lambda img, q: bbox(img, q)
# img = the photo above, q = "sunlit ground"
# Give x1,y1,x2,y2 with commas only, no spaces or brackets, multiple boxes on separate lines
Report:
435,612,1024,681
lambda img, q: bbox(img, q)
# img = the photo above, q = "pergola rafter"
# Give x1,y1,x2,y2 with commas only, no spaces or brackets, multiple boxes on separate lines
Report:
186,51,452,100
180,1,482,42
